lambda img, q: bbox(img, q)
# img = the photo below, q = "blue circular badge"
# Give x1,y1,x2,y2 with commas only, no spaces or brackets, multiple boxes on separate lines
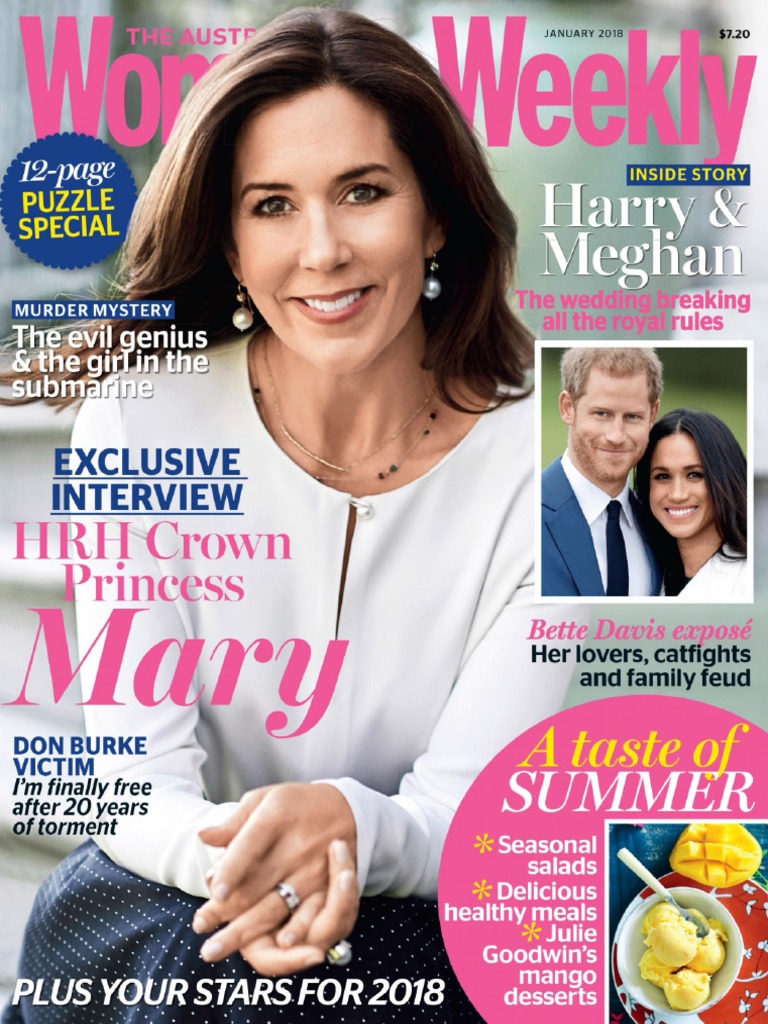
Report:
0,133,136,269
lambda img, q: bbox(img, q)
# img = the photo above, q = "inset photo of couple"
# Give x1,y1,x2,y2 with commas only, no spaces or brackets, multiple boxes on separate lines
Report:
538,343,751,603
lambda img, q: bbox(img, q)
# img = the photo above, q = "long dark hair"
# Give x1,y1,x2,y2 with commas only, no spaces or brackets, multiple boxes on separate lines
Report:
5,7,532,408
635,409,747,594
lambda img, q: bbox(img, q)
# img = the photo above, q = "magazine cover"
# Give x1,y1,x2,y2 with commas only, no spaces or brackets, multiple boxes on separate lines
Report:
0,1,764,1022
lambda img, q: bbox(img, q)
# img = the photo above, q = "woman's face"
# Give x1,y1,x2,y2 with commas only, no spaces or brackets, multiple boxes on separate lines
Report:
227,85,444,376
649,433,721,548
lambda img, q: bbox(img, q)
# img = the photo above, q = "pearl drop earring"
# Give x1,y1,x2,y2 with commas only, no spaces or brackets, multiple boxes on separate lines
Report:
232,284,255,331
421,254,442,301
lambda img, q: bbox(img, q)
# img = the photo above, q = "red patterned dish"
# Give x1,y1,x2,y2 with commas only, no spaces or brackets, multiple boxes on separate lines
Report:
613,872,768,1022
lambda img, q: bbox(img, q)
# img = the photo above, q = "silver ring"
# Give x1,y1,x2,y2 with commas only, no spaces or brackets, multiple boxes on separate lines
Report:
326,939,352,967
274,881,301,913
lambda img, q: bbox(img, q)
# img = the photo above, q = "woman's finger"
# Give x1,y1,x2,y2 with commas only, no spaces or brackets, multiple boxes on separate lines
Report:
193,888,266,932
275,841,358,950
239,934,326,977
198,891,291,961
198,842,359,971
275,890,325,949
194,857,327,934
198,787,270,852
305,840,359,950
202,789,296,899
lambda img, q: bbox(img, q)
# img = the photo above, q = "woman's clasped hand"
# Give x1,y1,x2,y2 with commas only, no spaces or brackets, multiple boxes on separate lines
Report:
193,783,358,974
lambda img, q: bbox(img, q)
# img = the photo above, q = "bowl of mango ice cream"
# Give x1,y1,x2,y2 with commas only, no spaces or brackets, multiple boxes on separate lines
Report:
616,888,743,1015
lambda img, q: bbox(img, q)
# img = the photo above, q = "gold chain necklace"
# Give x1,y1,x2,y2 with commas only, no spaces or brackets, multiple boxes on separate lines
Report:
313,407,438,483
257,340,436,474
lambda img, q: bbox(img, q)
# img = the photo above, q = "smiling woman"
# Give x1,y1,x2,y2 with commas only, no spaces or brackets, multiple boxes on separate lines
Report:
228,87,444,387
635,409,749,600
4,8,576,1024
225,83,449,483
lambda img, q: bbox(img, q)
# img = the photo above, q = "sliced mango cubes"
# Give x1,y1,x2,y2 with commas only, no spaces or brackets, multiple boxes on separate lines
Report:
670,822,763,887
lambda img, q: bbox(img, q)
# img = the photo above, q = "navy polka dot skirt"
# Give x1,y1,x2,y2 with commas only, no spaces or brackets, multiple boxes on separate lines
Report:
3,842,482,1024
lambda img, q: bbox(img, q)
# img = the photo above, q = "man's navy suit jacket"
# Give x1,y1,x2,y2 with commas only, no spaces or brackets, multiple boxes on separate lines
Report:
541,459,661,597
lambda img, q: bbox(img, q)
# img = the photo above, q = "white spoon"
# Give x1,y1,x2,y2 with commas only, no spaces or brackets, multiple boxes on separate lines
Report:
617,847,709,938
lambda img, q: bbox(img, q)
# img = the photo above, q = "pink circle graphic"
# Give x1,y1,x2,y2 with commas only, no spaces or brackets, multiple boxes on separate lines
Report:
439,695,767,1023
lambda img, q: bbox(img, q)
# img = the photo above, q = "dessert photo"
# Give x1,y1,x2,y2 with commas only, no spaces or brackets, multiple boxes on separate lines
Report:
610,821,767,1020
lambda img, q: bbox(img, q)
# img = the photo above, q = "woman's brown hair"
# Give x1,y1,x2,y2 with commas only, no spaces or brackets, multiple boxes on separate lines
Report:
7,7,532,407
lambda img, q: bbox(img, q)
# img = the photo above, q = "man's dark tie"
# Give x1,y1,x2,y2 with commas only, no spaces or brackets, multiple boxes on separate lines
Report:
606,500,629,596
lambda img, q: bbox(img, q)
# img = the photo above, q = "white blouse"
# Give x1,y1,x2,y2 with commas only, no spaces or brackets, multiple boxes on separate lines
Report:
677,548,752,602
73,338,573,900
